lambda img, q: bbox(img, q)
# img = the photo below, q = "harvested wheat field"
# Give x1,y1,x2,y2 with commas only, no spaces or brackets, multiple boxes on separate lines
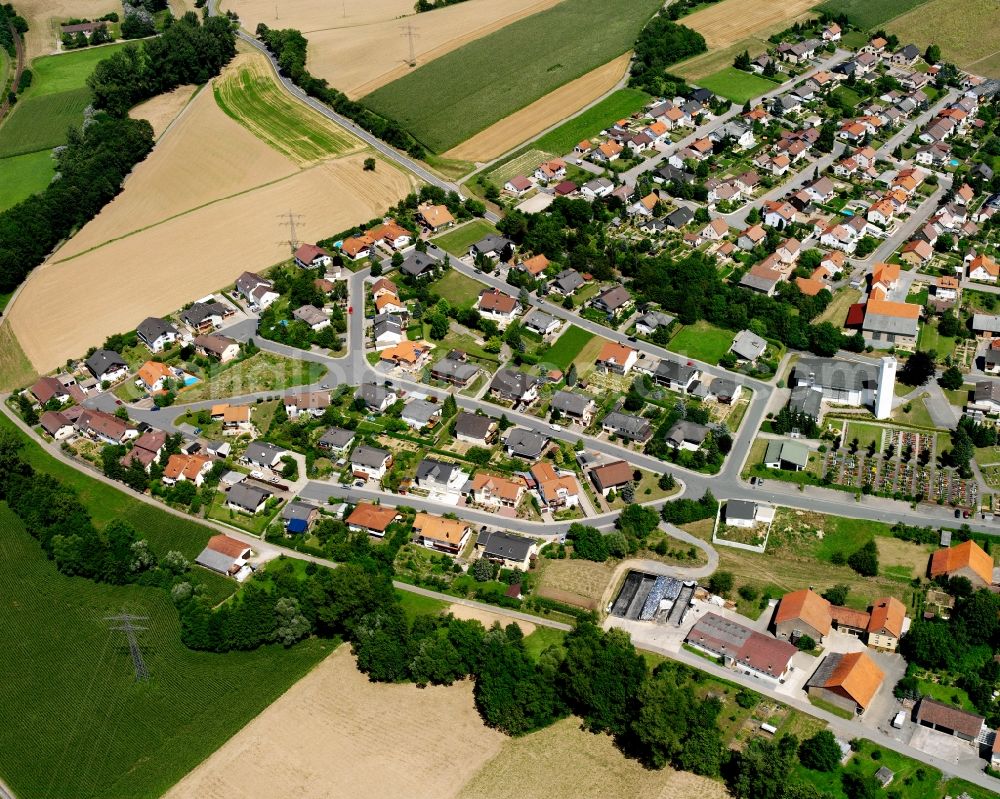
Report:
58,70,298,259
225,0,417,33
302,0,560,98
444,53,630,163
459,716,731,799
15,0,118,59
8,154,416,371
129,84,199,139
684,0,818,50
448,603,537,636
536,557,614,609
165,646,505,799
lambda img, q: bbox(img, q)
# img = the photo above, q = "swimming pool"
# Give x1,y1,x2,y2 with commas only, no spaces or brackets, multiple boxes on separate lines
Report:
183,375,200,386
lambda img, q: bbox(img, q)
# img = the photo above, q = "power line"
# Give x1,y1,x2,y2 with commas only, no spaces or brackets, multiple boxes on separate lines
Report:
278,210,305,251
105,613,150,682
401,23,419,67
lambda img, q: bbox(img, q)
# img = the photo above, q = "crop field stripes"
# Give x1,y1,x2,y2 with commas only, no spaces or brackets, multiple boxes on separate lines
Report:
213,58,362,164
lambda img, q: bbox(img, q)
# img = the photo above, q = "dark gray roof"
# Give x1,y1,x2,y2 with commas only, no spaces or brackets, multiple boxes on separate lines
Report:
656,165,695,184
402,399,441,424
455,411,495,439
601,411,652,441
731,330,767,360
490,368,539,399
524,308,558,333
430,357,480,382
552,268,584,294
472,235,514,256
711,378,738,398
725,499,756,522
636,310,674,331
319,427,355,449
789,386,823,418
792,357,879,392
898,44,920,60
181,301,228,327
374,318,402,338
399,250,439,276
196,548,238,573
136,316,177,343
236,271,271,297
416,458,460,484
666,420,709,447
974,381,1000,403
86,349,126,378
594,286,632,312
655,359,698,385
356,382,394,408
504,427,548,458
351,445,390,469
665,206,694,228
245,441,286,465
282,500,318,521
227,482,271,510
478,530,533,562
550,390,591,416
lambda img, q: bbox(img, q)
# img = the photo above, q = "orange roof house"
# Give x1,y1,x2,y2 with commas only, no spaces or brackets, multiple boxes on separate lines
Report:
519,254,550,276
223,405,251,424
163,453,211,483
809,651,884,713
412,513,471,552
929,540,994,587
346,503,400,534
796,277,826,296
867,596,906,641
371,277,398,298
470,472,525,505
375,293,406,312
774,589,832,641
137,360,174,389
595,341,638,374
379,340,431,367
417,203,455,230
341,234,373,259
871,262,899,289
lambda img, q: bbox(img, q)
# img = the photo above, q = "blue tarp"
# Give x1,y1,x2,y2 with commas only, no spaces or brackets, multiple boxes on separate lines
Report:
286,518,308,533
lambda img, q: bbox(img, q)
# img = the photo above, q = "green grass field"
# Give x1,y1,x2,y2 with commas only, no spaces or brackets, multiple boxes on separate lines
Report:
429,269,486,308
697,67,779,104
432,219,497,257
543,325,595,370
0,149,56,211
361,0,663,152
815,0,931,29
0,412,217,560
26,44,129,98
0,504,332,799
886,0,1000,73
667,320,734,364
213,61,358,162
533,88,650,155
0,87,93,157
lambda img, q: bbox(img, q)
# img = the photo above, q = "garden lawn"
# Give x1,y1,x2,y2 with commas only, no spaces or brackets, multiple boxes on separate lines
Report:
667,320,734,364
432,220,497,257
0,505,331,799
430,269,487,309
891,395,936,428
179,351,326,402
814,0,931,29
533,88,650,155
395,589,448,622
815,287,861,326
543,325,594,370
361,0,663,152
0,150,56,210
916,321,955,359
697,67,779,104
522,626,567,661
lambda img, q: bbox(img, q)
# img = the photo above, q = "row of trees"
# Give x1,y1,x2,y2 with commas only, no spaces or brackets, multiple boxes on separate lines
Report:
255,24,427,158
629,17,707,96
0,4,28,58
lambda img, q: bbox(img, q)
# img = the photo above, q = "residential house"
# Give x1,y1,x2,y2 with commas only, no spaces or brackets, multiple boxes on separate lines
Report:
136,317,179,353
862,298,920,348
39,411,74,440
866,596,906,651
379,340,432,371
282,501,320,533
136,360,174,392
635,310,674,336
212,403,253,434
476,288,520,327
764,439,809,471
180,300,229,334
476,531,536,570
416,202,455,232
592,286,632,317
350,445,392,481
601,411,652,443
490,369,540,405
523,308,560,337
86,350,128,384
226,482,272,515
806,651,884,715
972,380,1000,414
368,220,412,251
398,250,439,279
76,409,135,445
341,235,372,261
163,453,212,486
738,224,767,250
194,334,240,363
517,253,550,278
763,201,797,229
293,304,330,331
731,330,767,363
504,427,549,459
928,540,994,588
195,534,253,579
294,243,333,270
900,238,933,266
373,314,404,350
581,177,615,199
455,412,498,445
469,235,515,262
550,268,584,296
968,254,999,282
773,588,832,644
235,271,279,310
534,158,567,183
686,613,797,685
595,342,638,375
530,462,580,510
29,376,70,406
401,398,442,430
283,391,330,419
470,473,525,509
346,503,400,537
665,420,709,451
414,458,468,498
589,459,633,497
243,441,286,470
653,359,700,392
708,377,741,404
430,355,480,387
550,390,596,424
412,513,471,554
317,426,355,454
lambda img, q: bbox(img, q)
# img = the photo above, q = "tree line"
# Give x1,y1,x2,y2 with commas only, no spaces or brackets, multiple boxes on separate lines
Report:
0,13,237,294
255,24,428,158
629,17,706,97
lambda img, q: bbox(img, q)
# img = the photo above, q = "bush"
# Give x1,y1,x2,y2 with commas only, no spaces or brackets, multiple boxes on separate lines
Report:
847,540,878,577
798,730,842,772
707,571,733,596
795,634,816,652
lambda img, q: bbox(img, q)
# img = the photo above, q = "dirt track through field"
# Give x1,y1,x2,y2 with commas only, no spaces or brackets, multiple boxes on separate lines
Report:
299,0,561,98
443,53,631,163
8,153,415,372
225,0,418,33
683,0,819,50
164,646,505,799
129,84,198,139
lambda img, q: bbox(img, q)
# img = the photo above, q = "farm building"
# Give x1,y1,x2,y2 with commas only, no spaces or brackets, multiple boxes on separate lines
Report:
685,613,796,686
806,651,884,715
915,698,985,742
195,535,253,581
